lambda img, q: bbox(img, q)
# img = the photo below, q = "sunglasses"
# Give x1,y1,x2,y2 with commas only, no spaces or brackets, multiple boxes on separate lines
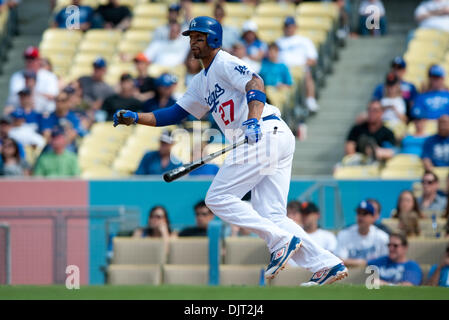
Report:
357,210,372,216
422,179,436,185
150,214,164,219
388,243,401,248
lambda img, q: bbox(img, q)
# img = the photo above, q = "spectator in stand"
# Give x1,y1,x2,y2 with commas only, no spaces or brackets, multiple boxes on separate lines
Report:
33,128,80,177
8,108,46,150
8,46,59,115
426,243,449,286
258,42,293,89
40,92,86,152
213,2,240,52
358,0,387,36
345,100,396,162
287,200,303,226
372,57,418,118
240,20,267,63
52,0,94,31
10,88,42,133
0,116,26,160
367,198,391,235
151,3,190,42
417,171,447,214
102,73,143,120
231,41,260,73
299,202,337,253
135,131,182,175
336,200,389,267
142,73,177,113
0,137,30,176
400,113,429,156
133,205,173,240
411,65,449,120
379,73,407,125
415,0,449,33
422,115,449,170
184,50,202,88
276,16,319,112
132,53,156,102
144,22,190,67
367,233,423,286
95,0,131,31
62,81,93,131
178,200,215,237
390,190,423,237
78,57,115,114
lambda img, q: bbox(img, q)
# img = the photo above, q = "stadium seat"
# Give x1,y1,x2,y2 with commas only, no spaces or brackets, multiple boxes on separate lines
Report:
203,143,228,166
223,237,270,265
112,156,141,176
191,3,213,17
107,264,162,285
297,2,339,22
420,264,433,283
220,265,266,286
333,165,380,179
384,154,423,169
337,267,367,285
42,29,83,44
432,167,449,183
78,40,116,54
123,29,153,44
269,265,312,286
111,237,167,264
380,167,424,179
223,2,255,19
133,3,167,18
297,29,327,47
414,28,449,45
407,238,448,264
74,52,113,67
81,166,115,179
407,119,437,135
253,16,284,31
381,218,447,237
162,264,208,285
117,39,148,59
258,29,283,43
83,29,123,44
130,17,167,31
255,2,296,17
296,16,333,33
167,237,210,265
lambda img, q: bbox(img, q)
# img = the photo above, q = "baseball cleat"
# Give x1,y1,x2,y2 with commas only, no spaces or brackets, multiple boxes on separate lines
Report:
265,236,302,280
300,263,349,286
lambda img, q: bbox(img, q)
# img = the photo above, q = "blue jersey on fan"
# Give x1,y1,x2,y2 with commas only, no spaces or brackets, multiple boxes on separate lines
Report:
411,90,449,119
427,265,449,287
367,256,422,285
372,80,418,104
421,134,449,166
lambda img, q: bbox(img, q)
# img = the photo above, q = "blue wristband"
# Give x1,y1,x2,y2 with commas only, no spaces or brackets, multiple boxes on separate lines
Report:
246,89,266,105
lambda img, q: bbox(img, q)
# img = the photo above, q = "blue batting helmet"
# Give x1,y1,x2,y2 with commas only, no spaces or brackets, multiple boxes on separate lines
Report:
182,16,223,49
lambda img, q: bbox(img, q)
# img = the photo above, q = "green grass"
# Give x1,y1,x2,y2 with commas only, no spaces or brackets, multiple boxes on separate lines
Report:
0,284,448,300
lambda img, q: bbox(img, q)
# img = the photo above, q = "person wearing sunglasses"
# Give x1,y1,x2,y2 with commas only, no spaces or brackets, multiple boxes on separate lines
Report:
426,243,449,287
367,232,422,286
178,200,215,237
417,171,447,214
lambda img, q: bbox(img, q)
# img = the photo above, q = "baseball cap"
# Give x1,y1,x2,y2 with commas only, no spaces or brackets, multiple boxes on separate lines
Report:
242,20,258,33
120,73,133,82
169,3,181,11
23,70,37,79
159,131,174,144
299,202,319,215
18,87,32,96
391,56,406,69
93,57,107,68
62,85,76,94
156,73,177,87
284,16,296,26
51,126,65,138
10,108,26,119
429,64,445,78
23,46,39,59
133,52,149,63
0,116,13,125
385,72,399,86
356,200,375,215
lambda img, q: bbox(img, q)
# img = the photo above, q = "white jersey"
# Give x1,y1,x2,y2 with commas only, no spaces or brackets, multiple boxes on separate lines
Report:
335,224,389,261
177,50,281,141
415,0,449,32
307,229,338,253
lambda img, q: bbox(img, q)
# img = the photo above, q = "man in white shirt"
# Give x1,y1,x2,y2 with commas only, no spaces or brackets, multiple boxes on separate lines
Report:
415,0,449,33
299,202,337,253
336,200,389,267
144,22,190,67
8,46,59,115
276,16,319,112
151,3,190,42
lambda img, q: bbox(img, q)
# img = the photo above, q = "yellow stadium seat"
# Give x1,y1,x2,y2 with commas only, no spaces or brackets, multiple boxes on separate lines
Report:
117,39,148,57
107,62,138,79
191,3,213,17
73,52,113,67
133,3,168,18
297,2,339,21
297,16,333,33
253,16,284,31
290,66,305,83
203,143,228,166
78,40,116,55
84,29,123,43
408,39,447,55
384,120,408,141
39,41,77,53
407,119,437,135
255,2,296,17
334,165,380,179
380,167,424,179
414,28,449,45
42,29,83,43
222,16,247,29
107,265,162,285
223,2,255,18
81,166,115,179
258,29,283,43
112,157,140,176
44,53,74,68
123,29,153,44
297,29,327,47
385,154,423,168
68,65,94,80
432,166,449,182
130,17,166,31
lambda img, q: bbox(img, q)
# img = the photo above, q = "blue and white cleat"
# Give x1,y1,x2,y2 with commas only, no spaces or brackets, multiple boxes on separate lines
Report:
265,236,302,280
301,263,349,286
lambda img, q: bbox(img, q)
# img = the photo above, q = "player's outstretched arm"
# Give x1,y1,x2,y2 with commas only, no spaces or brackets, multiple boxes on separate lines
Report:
113,104,190,128
242,75,266,145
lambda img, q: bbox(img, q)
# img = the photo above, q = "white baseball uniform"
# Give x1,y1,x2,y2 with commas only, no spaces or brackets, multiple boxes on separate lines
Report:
177,50,341,272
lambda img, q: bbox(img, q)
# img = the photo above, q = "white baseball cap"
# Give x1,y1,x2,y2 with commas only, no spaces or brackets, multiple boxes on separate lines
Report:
242,20,258,33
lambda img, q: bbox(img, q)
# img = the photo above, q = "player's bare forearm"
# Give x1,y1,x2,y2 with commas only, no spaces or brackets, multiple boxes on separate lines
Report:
245,75,265,120
136,112,157,127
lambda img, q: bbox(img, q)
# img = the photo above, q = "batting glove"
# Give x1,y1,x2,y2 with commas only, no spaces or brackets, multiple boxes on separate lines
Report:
113,110,138,127
242,118,262,145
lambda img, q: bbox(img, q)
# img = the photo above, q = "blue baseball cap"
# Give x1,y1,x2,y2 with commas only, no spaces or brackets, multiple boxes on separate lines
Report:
429,64,445,78
391,56,406,69
156,73,177,87
284,16,296,26
10,108,26,119
356,200,375,215
169,3,181,11
93,57,107,68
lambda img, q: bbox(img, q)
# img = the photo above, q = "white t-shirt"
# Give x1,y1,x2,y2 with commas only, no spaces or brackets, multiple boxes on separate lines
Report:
276,35,318,68
381,96,406,123
177,50,281,141
359,0,386,16
415,0,449,32
144,36,190,67
8,69,59,113
336,224,389,261
307,229,338,253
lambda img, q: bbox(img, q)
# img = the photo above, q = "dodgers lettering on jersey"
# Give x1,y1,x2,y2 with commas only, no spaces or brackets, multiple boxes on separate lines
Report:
176,50,280,141
412,91,449,119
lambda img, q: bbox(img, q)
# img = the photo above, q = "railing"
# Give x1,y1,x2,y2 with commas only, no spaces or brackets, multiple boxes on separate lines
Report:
0,223,11,285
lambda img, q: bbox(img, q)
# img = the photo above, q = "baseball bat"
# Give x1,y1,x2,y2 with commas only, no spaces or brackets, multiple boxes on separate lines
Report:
163,138,247,182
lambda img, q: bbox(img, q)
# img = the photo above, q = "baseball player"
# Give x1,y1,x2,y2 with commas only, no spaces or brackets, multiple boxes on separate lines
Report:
113,16,348,285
